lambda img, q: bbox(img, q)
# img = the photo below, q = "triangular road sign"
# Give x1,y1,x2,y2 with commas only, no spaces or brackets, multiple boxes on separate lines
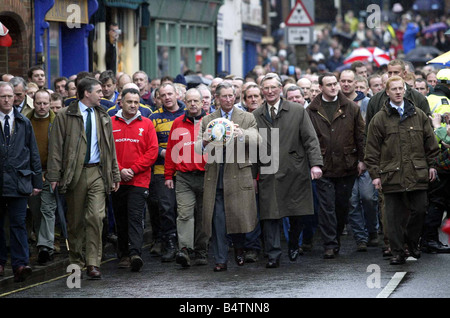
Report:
285,0,314,26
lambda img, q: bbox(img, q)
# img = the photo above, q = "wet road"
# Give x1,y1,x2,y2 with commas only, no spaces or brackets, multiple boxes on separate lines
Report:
3,229,450,301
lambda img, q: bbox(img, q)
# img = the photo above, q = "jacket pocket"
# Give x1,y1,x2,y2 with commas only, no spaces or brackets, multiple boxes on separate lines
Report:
237,162,254,190
343,146,358,170
17,169,34,195
379,164,400,186
412,159,428,183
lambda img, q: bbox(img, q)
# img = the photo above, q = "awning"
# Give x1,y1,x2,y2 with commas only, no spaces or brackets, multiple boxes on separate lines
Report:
104,0,146,10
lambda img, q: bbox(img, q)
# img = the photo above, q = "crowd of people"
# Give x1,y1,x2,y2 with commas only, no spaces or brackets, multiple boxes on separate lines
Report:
1,9,450,283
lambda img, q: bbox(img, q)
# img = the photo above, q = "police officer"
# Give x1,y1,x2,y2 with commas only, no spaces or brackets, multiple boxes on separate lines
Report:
422,68,450,253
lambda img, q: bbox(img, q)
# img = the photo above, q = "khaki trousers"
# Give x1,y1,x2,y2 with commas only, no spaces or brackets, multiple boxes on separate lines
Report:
65,166,106,267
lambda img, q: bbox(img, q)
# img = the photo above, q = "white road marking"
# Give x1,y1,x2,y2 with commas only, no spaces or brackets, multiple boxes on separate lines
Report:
376,271,407,298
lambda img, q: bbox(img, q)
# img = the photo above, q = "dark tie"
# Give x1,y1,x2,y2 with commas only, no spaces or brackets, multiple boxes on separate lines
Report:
4,114,10,145
84,108,92,164
270,106,276,121
224,112,229,120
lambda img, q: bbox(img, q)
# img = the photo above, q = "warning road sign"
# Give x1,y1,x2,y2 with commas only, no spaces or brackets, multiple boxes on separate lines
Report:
285,0,314,26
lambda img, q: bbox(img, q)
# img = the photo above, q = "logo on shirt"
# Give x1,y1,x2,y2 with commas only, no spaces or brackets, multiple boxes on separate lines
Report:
138,128,144,136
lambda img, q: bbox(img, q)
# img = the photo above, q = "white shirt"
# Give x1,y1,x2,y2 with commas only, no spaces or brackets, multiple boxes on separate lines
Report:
0,109,14,136
79,101,100,163
267,99,281,115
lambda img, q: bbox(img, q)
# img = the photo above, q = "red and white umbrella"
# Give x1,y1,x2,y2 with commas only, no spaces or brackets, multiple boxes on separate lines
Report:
343,47,390,67
0,22,12,47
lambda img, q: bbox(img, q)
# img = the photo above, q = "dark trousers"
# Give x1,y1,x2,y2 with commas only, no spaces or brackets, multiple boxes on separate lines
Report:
423,173,450,242
384,190,428,257
153,174,177,241
263,216,303,261
0,197,29,270
211,189,245,264
147,172,160,241
112,185,148,258
316,175,356,250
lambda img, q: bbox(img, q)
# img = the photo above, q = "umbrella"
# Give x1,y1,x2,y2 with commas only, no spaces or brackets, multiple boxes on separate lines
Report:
426,50,450,67
343,47,391,67
0,21,12,47
184,75,212,89
422,22,448,34
404,46,442,63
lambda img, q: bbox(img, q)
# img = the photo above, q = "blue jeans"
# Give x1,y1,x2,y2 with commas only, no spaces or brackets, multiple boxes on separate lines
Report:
348,171,379,243
0,197,29,270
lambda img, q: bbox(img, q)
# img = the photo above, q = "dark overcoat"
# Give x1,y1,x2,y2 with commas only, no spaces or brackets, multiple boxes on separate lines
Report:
253,99,323,220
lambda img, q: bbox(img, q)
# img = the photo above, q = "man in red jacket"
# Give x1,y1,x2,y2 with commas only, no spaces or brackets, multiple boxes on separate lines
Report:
165,88,208,267
111,88,159,271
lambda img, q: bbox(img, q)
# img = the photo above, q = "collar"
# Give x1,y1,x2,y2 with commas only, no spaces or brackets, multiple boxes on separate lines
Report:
389,100,404,111
267,99,281,112
0,109,14,120
78,100,92,113
220,108,233,118
322,95,338,102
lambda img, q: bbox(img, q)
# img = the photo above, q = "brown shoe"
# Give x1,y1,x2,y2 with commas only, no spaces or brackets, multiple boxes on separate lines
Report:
213,263,227,272
14,265,32,282
86,265,102,280
118,257,131,269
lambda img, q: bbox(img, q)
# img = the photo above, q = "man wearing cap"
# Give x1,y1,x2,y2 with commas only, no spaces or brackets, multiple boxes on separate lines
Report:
421,69,450,253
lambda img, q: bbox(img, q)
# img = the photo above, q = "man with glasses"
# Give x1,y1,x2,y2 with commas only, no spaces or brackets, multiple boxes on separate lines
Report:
0,82,42,282
254,73,323,268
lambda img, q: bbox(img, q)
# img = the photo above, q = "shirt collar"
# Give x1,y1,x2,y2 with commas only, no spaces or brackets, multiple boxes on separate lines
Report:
389,100,404,111
0,109,14,120
78,100,93,113
267,99,281,112
220,108,233,118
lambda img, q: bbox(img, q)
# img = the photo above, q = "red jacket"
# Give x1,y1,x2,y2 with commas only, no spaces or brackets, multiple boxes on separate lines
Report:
112,114,159,187
164,113,206,180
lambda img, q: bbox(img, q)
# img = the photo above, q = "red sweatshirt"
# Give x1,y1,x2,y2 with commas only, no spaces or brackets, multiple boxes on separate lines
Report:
164,113,206,180
112,114,159,187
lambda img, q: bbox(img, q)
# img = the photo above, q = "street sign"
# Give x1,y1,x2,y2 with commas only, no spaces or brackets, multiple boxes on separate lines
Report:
286,27,311,44
285,0,314,26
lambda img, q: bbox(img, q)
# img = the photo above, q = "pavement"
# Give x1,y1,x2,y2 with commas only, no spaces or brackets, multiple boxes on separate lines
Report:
0,228,153,296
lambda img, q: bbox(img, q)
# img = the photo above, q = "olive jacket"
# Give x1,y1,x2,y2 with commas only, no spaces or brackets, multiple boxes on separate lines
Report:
46,100,120,194
364,98,440,193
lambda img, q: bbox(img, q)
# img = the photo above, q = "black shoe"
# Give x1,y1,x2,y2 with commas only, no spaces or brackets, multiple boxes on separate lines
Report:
266,259,280,268
323,249,335,259
161,237,177,262
390,255,406,265
130,255,144,272
176,248,191,268
288,246,300,261
234,248,245,266
38,247,53,265
422,240,450,254
407,241,421,259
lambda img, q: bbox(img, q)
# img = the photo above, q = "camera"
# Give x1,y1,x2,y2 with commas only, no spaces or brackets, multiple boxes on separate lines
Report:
441,113,449,124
